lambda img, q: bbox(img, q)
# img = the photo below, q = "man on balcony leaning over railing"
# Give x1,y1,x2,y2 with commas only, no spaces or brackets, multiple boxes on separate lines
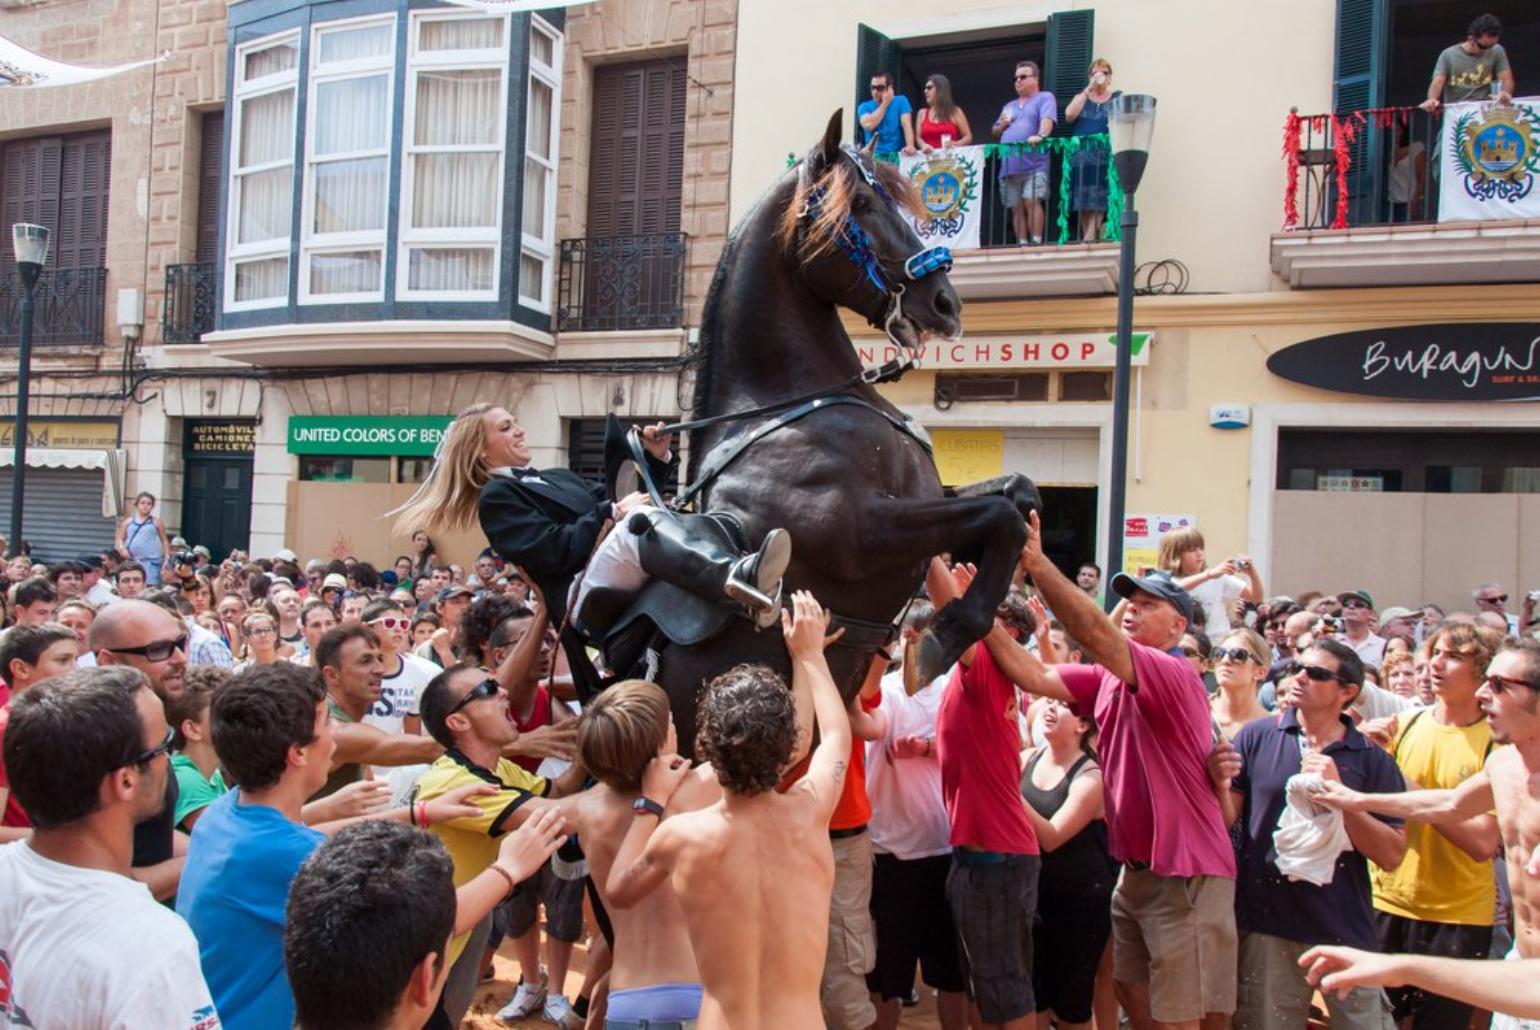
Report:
1420,12,1515,113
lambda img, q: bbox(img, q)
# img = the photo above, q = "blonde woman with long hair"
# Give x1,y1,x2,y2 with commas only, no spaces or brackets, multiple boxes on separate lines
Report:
392,404,791,689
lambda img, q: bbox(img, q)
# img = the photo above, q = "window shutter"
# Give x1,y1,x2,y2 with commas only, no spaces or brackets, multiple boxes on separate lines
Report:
587,58,685,237
197,110,226,264
0,138,63,270
54,132,110,270
1045,9,1095,136
854,24,901,142
1333,0,1387,224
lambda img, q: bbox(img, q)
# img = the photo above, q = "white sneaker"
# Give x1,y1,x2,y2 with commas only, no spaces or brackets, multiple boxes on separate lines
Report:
497,973,548,1024
543,993,583,1030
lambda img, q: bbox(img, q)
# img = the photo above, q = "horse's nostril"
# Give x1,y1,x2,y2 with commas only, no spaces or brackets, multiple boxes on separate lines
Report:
933,291,957,319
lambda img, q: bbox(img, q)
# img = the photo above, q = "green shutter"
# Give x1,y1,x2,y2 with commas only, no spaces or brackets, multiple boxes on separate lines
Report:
1045,9,1095,137
854,24,902,144
1333,0,1387,223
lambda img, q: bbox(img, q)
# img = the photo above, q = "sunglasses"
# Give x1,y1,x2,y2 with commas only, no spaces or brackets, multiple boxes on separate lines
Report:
446,678,501,717
368,617,408,631
1480,595,1508,604
107,634,189,662
1213,647,1258,664
1285,660,1348,684
1180,646,1202,659
1015,73,1035,80
1340,599,1370,610
1484,673,1535,694
121,725,176,768
245,624,277,636
869,84,887,92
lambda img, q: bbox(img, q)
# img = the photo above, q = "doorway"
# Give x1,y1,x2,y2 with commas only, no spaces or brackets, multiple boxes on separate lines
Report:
180,421,255,560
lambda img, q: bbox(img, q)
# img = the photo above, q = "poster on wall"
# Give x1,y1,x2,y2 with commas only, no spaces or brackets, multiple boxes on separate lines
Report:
1438,98,1540,223
930,428,1003,486
898,146,985,252
1266,323,1540,401
1122,513,1197,577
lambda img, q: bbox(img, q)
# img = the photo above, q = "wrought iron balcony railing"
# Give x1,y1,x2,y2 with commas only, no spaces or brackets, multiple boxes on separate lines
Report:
162,262,218,344
0,266,108,347
557,232,688,332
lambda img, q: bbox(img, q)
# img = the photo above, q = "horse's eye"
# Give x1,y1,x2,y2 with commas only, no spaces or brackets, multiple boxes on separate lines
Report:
851,193,871,215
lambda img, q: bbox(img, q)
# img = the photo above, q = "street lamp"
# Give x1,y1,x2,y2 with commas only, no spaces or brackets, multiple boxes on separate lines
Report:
9,223,49,560
1103,95,1156,604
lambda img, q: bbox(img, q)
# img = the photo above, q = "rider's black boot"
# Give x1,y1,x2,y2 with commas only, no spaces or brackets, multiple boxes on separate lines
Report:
629,512,793,629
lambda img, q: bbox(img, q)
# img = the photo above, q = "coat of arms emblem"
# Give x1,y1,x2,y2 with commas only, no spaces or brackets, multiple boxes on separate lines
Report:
907,151,979,239
1451,104,1539,203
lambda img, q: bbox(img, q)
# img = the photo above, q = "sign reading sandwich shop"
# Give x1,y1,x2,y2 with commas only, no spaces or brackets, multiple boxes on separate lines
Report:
287,416,454,457
1267,323,1540,401
857,331,1153,371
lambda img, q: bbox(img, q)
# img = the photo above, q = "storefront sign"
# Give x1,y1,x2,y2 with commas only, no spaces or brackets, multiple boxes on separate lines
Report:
1122,513,1197,577
1267,323,1540,400
0,419,118,450
287,416,453,457
1318,475,1383,492
931,428,1004,485
185,421,256,456
857,332,1153,372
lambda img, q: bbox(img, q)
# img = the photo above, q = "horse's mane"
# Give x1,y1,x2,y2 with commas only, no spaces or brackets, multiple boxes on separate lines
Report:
690,152,925,420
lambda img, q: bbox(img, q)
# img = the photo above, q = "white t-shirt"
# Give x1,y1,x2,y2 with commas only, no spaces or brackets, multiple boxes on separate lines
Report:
864,670,952,861
84,580,118,607
366,652,441,801
1347,632,1388,667
1188,574,1245,642
0,841,219,1029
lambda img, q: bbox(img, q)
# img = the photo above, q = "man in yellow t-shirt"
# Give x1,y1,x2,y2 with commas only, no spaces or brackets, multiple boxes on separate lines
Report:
1369,622,1504,1030
411,663,588,1026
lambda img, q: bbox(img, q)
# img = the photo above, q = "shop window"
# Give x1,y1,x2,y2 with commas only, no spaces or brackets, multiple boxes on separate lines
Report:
398,457,435,484
935,373,1049,404
1426,465,1484,493
299,456,390,482
1058,371,1111,402
1502,468,1540,493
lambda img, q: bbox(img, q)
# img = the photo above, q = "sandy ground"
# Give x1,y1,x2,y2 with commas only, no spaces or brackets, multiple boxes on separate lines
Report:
461,933,948,1029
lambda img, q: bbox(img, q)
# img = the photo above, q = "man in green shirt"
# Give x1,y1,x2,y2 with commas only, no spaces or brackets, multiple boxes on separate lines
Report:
1421,13,1515,111
165,667,230,830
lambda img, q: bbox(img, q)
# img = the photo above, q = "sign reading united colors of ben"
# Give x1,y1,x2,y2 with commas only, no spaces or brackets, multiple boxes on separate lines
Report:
1267,323,1540,401
287,416,453,457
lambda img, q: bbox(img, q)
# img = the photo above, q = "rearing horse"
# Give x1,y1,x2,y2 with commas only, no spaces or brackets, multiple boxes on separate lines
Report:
652,111,1037,752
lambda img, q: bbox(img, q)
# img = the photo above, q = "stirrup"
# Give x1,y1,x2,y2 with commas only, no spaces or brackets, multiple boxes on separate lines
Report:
724,529,792,629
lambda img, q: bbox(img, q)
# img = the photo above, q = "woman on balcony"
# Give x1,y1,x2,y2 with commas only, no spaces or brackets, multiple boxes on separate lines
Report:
1065,58,1121,243
917,74,973,152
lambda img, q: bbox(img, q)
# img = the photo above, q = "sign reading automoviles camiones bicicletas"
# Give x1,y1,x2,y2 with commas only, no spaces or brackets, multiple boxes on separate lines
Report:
1266,324,1540,401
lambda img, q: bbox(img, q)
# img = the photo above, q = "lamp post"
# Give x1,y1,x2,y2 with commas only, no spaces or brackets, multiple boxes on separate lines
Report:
8,224,50,560
1103,96,1156,604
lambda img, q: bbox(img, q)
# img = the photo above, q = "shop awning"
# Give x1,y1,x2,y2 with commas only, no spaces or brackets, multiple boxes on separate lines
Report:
0,448,110,470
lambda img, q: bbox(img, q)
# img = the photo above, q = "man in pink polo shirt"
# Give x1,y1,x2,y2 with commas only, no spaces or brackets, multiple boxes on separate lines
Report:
987,512,1236,1030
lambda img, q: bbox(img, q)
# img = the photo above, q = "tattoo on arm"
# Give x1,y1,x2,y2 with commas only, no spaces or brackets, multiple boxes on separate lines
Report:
831,760,847,783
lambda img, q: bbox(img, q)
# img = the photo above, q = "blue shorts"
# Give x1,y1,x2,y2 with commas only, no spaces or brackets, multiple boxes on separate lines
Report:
605,982,703,1029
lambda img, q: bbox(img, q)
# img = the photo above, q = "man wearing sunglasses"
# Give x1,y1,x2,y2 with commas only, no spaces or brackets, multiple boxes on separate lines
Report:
1311,638,1540,1030
0,667,218,1028
978,512,1238,1030
1311,622,1503,1029
1420,13,1513,112
1473,582,1520,635
856,71,916,157
1337,590,1388,667
1221,638,1407,1029
90,598,194,902
360,599,443,799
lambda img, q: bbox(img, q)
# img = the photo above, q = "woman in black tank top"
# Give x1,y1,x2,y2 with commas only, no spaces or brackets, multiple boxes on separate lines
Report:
1020,699,1115,1029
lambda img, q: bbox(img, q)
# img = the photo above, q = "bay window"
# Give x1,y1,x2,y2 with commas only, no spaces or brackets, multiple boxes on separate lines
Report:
519,16,562,310
300,17,395,303
398,12,509,300
227,34,299,310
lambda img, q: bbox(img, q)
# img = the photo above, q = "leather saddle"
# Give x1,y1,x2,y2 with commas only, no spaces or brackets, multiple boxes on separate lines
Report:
573,514,747,676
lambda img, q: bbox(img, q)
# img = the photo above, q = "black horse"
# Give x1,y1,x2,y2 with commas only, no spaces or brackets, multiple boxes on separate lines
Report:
639,112,1037,753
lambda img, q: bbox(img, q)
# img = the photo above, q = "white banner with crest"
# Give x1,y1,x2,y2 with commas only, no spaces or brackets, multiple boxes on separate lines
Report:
1438,97,1540,222
897,146,985,252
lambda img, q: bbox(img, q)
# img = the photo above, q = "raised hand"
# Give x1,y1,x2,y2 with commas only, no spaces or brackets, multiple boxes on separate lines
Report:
1300,945,1407,997
782,590,835,659
639,422,674,461
640,752,692,806
496,805,567,883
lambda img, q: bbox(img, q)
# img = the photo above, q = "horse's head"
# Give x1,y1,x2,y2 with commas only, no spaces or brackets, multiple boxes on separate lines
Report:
778,110,963,355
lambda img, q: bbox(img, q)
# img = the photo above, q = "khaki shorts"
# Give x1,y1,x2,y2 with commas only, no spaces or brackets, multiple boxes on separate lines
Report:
1111,866,1237,1022
820,830,877,1030
1236,931,1393,1030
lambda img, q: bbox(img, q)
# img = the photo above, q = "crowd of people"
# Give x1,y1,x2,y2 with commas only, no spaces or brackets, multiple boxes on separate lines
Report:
857,56,1121,245
4,403,1540,1030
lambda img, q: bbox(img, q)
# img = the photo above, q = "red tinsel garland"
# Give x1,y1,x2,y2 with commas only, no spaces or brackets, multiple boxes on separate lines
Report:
1329,114,1357,229
1281,110,1302,230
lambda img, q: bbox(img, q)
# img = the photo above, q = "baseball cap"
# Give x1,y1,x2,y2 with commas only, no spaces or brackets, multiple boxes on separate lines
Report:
322,573,348,593
1109,569,1197,624
436,584,474,604
274,548,298,562
305,558,325,572
1336,589,1374,608
192,545,211,559
1379,605,1416,623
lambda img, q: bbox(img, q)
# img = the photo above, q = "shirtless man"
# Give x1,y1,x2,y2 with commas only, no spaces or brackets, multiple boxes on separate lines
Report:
1312,638,1540,1027
607,590,850,1030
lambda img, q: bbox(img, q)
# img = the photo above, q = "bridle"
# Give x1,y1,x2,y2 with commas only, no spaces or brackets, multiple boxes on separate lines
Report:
798,145,953,360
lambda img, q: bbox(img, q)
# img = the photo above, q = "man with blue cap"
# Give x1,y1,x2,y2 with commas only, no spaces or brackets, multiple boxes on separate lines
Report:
979,511,1238,1030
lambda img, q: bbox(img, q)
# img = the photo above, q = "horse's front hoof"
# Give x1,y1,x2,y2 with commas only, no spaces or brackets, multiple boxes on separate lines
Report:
913,629,955,685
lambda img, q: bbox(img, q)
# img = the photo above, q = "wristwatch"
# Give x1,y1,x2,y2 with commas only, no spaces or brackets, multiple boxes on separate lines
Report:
632,796,665,819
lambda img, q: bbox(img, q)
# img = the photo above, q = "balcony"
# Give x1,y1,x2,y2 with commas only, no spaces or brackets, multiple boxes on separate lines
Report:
557,232,688,336
161,262,218,345
1271,105,1540,288
0,267,108,347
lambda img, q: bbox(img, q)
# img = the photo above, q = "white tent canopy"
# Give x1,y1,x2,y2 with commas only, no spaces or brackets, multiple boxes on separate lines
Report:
1,34,165,88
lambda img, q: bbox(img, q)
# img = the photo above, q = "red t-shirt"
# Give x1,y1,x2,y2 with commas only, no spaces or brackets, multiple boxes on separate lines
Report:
0,703,30,828
936,645,1037,854
1059,641,1235,879
780,693,879,831
507,686,553,775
